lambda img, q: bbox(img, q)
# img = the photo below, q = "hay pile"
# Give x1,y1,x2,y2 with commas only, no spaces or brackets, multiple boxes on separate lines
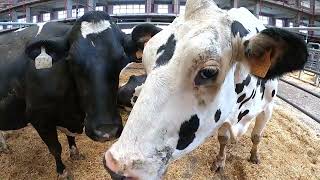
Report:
0,65,319,180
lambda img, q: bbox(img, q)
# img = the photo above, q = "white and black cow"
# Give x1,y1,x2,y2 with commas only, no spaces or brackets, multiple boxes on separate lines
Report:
117,74,147,110
0,11,160,179
104,0,308,179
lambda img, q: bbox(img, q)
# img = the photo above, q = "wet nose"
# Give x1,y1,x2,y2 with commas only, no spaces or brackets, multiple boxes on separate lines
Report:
85,124,123,142
103,151,136,180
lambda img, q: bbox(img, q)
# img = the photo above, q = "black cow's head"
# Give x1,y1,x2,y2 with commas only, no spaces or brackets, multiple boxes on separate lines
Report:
66,11,161,142
24,12,161,142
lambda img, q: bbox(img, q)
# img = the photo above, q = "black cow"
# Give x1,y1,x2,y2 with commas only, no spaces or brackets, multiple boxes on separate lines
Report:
0,11,161,179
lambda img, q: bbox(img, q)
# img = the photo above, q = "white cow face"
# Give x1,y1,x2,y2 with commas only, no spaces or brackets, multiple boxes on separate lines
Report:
104,0,308,179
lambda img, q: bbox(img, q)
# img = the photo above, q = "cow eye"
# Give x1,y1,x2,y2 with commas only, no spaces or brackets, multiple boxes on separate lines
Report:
200,68,218,79
194,67,219,86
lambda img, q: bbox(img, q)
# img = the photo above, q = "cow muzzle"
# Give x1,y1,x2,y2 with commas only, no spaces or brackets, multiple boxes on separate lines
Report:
85,123,123,142
103,151,138,180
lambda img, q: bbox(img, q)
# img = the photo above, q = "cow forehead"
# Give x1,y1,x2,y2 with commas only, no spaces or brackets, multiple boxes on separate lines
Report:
81,20,111,38
146,19,231,73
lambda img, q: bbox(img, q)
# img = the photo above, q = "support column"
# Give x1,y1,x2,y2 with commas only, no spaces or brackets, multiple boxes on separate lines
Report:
254,0,261,17
87,0,96,11
38,13,43,22
146,0,152,13
283,19,290,27
107,5,113,14
308,18,314,36
11,0,18,22
146,0,153,21
66,0,73,18
294,12,301,27
173,0,179,14
10,10,18,22
295,0,301,9
233,0,239,8
293,12,301,33
26,6,31,22
268,17,276,26
310,0,315,37
51,10,57,21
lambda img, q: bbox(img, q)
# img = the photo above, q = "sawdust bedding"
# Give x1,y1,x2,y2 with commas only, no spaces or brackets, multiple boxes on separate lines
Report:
1,64,319,180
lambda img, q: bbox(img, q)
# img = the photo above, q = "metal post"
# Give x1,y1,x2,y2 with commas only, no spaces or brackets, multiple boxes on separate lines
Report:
66,0,72,18
254,0,260,17
25,5,31,23
146,0,152,13
11,10,18,22
173,0,179,14
87,0,96,11
233,0,239,8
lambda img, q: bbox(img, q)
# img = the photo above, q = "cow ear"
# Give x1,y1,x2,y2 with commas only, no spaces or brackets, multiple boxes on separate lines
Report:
237,28,308,79
131,24,162,59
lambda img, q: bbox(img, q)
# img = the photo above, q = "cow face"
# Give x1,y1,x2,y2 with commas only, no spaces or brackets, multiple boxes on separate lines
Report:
67,12,160,142
104,0,308,179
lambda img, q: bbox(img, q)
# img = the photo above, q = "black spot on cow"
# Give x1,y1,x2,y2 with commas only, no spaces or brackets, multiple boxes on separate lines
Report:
238,110,250,122
231,21,249,38
252,90,256,99
132,96,138,103
176,114,200,150
237,93,246,103
214,109,221,123
155,34,176,67
257,79,268,99
235,75,251,94
256,27,260,33
239,89,255,109
271,90,276,97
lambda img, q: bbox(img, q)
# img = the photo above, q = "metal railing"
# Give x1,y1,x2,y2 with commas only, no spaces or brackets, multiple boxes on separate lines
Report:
298,45,320,86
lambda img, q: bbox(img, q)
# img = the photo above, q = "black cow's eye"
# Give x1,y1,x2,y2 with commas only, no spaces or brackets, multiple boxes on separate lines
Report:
194,67,219,86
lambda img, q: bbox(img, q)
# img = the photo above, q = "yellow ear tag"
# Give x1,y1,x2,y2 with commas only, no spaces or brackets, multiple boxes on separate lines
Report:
249,50,272,78
35,46,52,69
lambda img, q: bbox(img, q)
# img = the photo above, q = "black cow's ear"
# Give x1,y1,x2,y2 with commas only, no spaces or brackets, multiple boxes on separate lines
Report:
131,24,162,59
238,28,308,79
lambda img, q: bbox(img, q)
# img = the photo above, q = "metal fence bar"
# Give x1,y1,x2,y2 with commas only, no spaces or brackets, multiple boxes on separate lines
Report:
277,94,320,124
280,78,320,98
281,27,320,31
0,22,36,25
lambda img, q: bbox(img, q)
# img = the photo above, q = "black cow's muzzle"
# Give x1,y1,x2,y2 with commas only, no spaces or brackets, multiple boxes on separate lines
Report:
85,123,123,142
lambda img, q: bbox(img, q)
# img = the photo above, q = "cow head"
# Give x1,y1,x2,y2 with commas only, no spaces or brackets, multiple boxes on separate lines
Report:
25,12,161,142
67,11,160,142
104,0,308,179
